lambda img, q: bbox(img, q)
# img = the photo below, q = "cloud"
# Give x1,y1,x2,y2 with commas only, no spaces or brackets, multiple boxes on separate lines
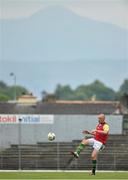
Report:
66,0,128,29
0,0,46,19
0,0,128,29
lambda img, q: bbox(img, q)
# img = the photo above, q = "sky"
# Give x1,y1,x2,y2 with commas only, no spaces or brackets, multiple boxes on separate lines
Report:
0,0,128,29
0,0,128,98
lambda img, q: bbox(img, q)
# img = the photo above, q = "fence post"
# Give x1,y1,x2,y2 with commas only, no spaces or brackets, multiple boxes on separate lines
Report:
57,142,60,170
18,118,22,170
114,153,116,170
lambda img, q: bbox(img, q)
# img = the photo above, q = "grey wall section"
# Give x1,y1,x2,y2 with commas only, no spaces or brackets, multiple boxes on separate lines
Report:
0,115,123,148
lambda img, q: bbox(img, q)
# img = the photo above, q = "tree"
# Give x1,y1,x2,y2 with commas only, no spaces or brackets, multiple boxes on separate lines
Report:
0,81,8,89
119,79,128,95
53,80,117,101
75,80,116,101
0,94,10,102
86,80,116,100
0,81,29,101
7,85,28,100
54,84,75,100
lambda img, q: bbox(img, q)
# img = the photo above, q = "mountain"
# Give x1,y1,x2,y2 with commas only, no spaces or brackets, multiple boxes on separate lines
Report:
0,5,127,61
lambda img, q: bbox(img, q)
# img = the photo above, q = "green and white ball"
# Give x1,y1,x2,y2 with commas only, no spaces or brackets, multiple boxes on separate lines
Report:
48,132,55,141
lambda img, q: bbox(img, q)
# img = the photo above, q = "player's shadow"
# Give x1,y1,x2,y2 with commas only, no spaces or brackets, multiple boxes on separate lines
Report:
65,156,78,170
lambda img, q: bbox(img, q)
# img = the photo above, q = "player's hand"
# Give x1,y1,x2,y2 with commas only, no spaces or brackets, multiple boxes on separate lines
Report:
82,130,90,134
91,130,96,135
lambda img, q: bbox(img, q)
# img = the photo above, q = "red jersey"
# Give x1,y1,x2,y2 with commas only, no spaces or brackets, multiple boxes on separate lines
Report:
94,122,109,145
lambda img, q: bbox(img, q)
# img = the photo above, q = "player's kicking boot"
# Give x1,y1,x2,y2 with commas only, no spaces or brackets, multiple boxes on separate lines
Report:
70,143,85,158
70,151,79,158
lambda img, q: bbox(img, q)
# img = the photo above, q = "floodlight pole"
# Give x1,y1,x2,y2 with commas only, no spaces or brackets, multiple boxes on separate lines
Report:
10,72,17,101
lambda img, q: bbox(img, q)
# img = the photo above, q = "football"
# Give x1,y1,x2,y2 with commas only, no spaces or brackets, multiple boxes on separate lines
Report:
48,132,55,141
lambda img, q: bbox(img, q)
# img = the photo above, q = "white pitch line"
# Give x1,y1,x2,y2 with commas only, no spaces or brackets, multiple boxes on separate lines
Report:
0,170,128,172
0,179,127,180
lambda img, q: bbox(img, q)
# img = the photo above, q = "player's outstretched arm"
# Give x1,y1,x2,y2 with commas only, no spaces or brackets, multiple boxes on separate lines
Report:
82,130,90,134
82,130,95,136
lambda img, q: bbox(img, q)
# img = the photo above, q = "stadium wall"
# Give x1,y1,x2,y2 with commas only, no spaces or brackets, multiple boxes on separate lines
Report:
0,114,123,148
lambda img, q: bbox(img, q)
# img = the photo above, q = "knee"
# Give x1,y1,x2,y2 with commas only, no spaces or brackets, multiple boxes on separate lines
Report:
91,154,96,160
81,139,88,145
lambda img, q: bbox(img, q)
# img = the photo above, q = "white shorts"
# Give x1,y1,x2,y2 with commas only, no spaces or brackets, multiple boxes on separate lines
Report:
88,138,104,151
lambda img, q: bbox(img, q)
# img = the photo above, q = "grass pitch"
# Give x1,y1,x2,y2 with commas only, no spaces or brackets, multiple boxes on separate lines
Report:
0,172,128,179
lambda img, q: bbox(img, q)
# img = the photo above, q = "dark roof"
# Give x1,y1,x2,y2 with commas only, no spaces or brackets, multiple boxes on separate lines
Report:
0,101,123,115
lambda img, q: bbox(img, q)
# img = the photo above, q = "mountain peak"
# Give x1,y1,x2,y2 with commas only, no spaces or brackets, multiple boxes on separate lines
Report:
29,5,81,21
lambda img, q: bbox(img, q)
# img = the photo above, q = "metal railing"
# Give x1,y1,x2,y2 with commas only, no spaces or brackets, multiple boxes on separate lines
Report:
0,142,128,170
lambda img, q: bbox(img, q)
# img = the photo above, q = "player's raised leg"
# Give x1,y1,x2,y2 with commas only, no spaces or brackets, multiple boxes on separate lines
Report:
71,138,90,158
